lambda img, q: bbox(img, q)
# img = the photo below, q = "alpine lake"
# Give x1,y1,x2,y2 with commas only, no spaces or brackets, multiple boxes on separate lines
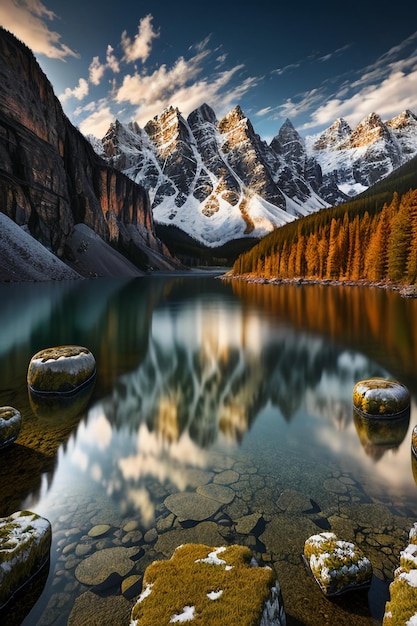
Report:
1,272,417,626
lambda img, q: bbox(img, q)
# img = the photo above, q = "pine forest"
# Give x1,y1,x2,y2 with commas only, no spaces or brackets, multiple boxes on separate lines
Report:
231,187,417,285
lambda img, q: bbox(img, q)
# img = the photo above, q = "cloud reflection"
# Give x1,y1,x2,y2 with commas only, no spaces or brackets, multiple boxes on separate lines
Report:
63,293,404,525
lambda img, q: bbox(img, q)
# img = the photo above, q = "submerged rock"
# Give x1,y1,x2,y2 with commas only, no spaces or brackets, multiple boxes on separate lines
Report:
130,543,286,625
303,531,372,596
0,406,21,449
0,510,51,609
74,546,138,587
383,522,417,626
27,345,96,395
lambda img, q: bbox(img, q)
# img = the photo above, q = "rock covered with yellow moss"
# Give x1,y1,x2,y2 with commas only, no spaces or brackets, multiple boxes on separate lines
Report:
0,406,21,449
383,522,417,626
303,532,372,596
27,345,96,395
0,510,51,609
353,378,410,416
130,543,286,625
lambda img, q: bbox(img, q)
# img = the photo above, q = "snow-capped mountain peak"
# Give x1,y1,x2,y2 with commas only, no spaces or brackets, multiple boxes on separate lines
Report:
93,104,417,246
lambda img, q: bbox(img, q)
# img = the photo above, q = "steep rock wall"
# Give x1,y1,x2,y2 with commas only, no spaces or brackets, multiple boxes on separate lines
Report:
0,27,174,269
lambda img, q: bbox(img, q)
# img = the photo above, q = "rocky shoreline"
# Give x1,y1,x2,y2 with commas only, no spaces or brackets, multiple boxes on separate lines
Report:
220,273,417,297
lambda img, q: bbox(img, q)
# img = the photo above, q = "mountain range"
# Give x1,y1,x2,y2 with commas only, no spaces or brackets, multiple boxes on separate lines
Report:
1,25,417,280
92,104,417,249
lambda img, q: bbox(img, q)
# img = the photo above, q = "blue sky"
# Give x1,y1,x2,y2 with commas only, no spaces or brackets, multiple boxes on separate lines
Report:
1,0,417,142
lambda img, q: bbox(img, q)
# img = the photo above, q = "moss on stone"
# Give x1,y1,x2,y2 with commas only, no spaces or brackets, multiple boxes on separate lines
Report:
130,544,276,626
27,345,96,394
304,532,372,596
0,511,51,609
353,378,410,416
0,406,21,448
383,522,417,626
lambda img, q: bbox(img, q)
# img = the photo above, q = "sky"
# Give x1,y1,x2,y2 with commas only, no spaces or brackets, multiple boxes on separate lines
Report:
1,0,417,143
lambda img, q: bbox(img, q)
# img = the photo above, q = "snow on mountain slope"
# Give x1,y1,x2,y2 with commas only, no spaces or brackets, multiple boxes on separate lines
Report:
306,110,417,197
0,213,81,282
97,104,327,247
94,104,417,247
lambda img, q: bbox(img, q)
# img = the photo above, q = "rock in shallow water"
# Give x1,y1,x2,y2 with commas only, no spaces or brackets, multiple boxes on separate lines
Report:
353,378,410,416
0,406,21,449
303,531,372,596
0,510,51,609
130,543,286,625
27,345,96,395
383,522,417,626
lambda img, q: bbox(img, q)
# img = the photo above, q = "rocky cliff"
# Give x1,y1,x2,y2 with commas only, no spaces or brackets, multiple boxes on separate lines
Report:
0,27,178,275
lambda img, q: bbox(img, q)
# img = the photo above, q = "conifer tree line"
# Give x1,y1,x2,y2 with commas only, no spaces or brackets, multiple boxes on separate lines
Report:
232,188,417,284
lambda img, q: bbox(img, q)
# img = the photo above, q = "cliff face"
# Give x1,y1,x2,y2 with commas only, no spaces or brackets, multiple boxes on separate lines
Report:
0,27,176,271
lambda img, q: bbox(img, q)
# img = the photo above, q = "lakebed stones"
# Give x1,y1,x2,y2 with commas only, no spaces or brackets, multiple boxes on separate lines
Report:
130,543,286,626
303,532,372,596
0,510,51,609
383,522,417,626
27,345,96,395
74,546,139,588
0,406,21,449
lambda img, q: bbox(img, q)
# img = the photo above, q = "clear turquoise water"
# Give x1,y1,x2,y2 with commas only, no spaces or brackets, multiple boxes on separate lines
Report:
0,275,416,625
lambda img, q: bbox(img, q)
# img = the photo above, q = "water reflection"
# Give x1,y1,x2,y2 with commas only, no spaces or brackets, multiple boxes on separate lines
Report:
2,276,417,626
1,277,417,521
54,288,405,527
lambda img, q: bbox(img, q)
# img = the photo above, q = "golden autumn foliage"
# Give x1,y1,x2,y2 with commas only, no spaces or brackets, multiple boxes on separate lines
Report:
231,188,417,285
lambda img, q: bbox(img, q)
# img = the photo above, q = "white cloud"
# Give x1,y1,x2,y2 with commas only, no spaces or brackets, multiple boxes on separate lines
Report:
59,78,89,103
0,0,78,60
77,103,115,138
304,58,417,129
120,14,159,64
88,45,120,87
89,56,105,86
114,41,258,129
106,45,120,73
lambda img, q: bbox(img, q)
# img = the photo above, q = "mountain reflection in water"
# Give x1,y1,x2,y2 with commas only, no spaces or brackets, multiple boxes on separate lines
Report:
1,275,417,625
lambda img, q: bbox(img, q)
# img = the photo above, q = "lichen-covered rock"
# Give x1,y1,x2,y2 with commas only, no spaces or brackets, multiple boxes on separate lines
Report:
27,345,96,395
130,543,286,625
303,532,372,596
0,510,51,609
0,406,21,449
353,378,410,416
383,522,417,626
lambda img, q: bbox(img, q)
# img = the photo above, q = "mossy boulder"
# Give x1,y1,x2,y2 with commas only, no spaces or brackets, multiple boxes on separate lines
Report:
0,510,51,609
0,406,21,449
353,378,410,417
383,522,417,626
303,532,372,596
130,543,286,625
27,345,96,395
